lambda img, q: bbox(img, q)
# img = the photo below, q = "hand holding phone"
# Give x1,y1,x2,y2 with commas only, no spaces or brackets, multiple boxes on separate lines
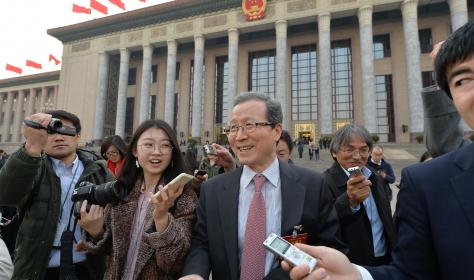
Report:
154,173,194,200
263,233,318,271
347,166,363,177
195,170,207,177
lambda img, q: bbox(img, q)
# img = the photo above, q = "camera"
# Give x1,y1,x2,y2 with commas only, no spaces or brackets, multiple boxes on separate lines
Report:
71,181,127,218
203,144,217,156
23,118,77,136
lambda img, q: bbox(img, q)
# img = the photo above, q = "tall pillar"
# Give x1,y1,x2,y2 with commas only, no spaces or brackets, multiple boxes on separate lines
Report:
227,28,239,124
3,92,14,142
139,44,153,123
53,85,59,108
115,48,130,138
26,89,36,117
39,87,48,112
191,34,205,140
358,5,377,133
94,52,109,141
13,90,25,142
276,20,289,129
164,39,177,125
448,0,468,31
401,0,423,134
318,13,333,135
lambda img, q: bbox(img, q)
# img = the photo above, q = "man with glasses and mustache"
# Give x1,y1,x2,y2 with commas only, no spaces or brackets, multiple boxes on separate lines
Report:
181,92,344,280
0,110,115,280
323,124,396,266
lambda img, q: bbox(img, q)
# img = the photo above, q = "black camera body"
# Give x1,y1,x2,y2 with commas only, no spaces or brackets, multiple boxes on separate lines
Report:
71,181,127,218
23,118,77,136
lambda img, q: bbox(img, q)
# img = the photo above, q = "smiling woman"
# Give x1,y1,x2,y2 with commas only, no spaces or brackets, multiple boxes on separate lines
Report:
79,119,198,280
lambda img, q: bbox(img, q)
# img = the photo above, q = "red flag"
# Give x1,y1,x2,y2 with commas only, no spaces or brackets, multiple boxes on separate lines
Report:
90,0,108,14
5,64,22,74
139,0,146,2
109,0,125,10
26,60,42,69
49,54,61,65
72,4,91,14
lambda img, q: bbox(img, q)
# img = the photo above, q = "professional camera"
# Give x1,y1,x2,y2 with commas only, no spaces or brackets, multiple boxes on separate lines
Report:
23,118,76,136
71,181,127,218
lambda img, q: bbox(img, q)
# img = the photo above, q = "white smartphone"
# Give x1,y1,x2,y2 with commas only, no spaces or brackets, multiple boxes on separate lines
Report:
263,233,318,271
347,166,363,177
154,173,194,199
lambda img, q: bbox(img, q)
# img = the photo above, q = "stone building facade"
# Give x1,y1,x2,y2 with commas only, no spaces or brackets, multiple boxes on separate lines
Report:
0,0,472,150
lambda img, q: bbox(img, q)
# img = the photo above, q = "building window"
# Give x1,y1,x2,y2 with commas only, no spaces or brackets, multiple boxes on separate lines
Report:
419,29,433,54
375,75,396,142
125,97,135,137
331,39,354,128
291,45,317,121
248,49,276,99
189,60,205,134
175,62,181,80
152,64,158,83
128,68,137,85
150,95,156,119
0,112,4,125
373,34,391,59
215,56,228,124
422,71,436,87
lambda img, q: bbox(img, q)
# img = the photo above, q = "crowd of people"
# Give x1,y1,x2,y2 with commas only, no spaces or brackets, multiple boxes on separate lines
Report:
0,20,473,280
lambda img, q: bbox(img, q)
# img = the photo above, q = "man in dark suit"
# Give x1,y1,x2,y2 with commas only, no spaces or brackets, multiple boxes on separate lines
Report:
280,20,474,280
324,125,396,266
181,92,343,280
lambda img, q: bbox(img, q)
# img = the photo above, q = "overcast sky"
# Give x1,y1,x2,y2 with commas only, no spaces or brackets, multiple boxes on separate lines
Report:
0,0,172,80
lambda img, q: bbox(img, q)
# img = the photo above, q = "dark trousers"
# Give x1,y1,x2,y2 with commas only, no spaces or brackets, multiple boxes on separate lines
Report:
44,261,91,280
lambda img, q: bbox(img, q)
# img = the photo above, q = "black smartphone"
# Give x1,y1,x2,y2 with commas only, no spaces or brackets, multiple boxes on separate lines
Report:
195,170,207,176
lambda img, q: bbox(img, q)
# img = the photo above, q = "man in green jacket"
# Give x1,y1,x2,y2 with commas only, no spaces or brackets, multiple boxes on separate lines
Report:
0,110,115,280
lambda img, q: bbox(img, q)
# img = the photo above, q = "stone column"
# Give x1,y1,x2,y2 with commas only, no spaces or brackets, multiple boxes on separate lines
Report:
191,34,205,140
3,92,14,142
227,28,239,124
276,20,289,129
139,44,153,123
26,89,36,117
39,87,48,112
358,5,377,133
115,48,130,138
318,13,333,135
13,90,25,142
401,0,423,133
448,0,468,31
53,85,59,108
94,52,109,141
164,39,177,125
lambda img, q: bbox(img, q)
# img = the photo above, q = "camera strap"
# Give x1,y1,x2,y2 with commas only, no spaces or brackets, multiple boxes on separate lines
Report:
59,205,79,280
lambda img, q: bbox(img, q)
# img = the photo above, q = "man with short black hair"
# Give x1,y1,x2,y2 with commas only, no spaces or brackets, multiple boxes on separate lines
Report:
0,110,115,280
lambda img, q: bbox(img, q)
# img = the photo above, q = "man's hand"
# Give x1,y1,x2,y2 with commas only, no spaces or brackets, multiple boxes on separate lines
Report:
346,174,371,208
430,41,444,61
179,274,205,280
377,170,387,179
78,200,105,240
281,244,362,280
23,113,51,157
211,143,235,171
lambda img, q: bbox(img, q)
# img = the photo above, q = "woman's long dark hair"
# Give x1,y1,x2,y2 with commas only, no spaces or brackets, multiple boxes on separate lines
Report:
116,119,186,193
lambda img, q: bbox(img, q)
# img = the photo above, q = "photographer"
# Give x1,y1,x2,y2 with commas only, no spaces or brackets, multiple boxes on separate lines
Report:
78,119,198,279
0,110,115,280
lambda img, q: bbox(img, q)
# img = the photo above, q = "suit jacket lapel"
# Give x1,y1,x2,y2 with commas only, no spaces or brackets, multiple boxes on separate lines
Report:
217,167,242,279
450,143,474,234
280,161,305,235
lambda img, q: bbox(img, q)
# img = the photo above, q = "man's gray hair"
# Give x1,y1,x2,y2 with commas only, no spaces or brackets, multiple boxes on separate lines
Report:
329,124,373,155
233,92,283,124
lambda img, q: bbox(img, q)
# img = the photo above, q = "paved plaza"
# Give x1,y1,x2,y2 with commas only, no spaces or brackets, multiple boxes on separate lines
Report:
291,143,428,212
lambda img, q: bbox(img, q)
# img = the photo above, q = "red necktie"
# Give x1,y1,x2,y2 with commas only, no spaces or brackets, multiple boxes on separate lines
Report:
240,174,267,280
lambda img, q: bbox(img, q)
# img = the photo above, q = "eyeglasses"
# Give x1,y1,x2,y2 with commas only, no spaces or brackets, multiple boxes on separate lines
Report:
138,143,174,155
105,151,120,157
340,147,370,157
225,121,274,136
